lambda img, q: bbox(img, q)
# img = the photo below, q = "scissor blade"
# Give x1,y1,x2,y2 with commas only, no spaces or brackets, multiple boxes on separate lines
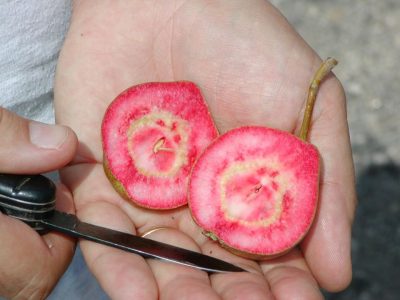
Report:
41,211,245,273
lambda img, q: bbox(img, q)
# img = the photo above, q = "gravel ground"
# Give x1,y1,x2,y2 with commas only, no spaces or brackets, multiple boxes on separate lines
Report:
270,0,400,299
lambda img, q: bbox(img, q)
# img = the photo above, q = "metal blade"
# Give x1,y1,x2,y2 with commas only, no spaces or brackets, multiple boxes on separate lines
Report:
41,211,245,273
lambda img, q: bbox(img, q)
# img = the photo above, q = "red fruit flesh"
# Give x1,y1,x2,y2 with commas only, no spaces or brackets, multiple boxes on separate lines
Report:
102,82,218,209
189,126,319,258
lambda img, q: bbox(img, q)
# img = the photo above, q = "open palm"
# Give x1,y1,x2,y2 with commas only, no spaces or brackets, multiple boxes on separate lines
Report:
55,1,356,299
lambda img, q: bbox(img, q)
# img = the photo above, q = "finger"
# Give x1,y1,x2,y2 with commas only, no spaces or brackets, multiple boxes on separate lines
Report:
142,228,220,300
42,183,76,253
167,211,273,299
264,266,323,300
0,107,77,173
300,78,356,291
211,269,272,300
77,200,158,300
0,184,75,299
200,242,272,300
260,248,323,300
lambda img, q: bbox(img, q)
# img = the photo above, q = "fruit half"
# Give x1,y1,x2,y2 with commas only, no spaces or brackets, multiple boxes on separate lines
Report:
102,81,218,209
189,126,319,258
188,58,337,258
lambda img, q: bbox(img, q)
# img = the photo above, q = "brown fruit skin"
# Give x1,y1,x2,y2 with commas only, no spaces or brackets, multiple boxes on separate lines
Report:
103,156,187,210
203,229,300,261
189,143,321,260
219,237,292,261
103,156,130,202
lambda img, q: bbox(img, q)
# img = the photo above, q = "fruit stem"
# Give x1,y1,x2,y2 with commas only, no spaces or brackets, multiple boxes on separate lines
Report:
298,57,338,141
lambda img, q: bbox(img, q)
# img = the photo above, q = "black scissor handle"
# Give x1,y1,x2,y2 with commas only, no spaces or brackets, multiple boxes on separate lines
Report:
0,174,56,232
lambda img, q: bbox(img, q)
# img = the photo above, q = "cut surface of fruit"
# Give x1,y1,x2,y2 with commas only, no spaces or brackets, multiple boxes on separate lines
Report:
189,126,319,257
102,81,218,209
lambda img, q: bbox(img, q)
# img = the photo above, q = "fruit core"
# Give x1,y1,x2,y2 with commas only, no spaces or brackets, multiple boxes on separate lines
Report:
220,159,290,227
127,111,189,177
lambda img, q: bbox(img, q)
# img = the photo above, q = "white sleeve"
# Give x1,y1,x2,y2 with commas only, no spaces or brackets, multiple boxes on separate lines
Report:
0,0,72,123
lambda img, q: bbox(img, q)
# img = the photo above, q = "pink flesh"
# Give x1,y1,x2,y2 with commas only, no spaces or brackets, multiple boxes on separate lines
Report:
189,126,319,256
102,82,218,209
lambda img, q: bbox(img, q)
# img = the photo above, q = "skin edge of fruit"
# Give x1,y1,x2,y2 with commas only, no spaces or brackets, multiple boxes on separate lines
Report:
103,155,130,202
103,155,187,210
187,126,321,260
101,81,220,210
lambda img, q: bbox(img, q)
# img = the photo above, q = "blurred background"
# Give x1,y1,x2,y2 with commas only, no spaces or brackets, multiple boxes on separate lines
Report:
270,0,400,299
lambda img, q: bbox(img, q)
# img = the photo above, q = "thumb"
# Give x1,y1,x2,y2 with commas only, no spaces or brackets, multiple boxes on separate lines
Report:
0,107,78,173
0,184,76,299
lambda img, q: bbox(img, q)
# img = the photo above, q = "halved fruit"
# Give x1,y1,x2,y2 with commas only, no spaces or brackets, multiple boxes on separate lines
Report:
188,58,337,258
102,81,218,209
189,126,319,258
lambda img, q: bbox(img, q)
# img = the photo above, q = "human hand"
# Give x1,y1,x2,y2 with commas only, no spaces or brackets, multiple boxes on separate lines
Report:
0,107,78,298
54,1,356,299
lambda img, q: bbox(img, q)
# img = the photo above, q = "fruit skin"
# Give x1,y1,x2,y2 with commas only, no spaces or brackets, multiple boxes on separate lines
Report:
102,81,218,210
188,126,319,259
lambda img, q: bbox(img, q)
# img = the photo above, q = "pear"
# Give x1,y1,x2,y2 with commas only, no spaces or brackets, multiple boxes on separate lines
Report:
102,82,218,209
188,58,337,258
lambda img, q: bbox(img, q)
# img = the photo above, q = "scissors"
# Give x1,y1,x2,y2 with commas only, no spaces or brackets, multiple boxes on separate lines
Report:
0,173,245,273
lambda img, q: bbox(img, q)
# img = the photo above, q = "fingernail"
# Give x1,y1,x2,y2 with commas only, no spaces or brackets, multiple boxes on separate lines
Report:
29,121,69,149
